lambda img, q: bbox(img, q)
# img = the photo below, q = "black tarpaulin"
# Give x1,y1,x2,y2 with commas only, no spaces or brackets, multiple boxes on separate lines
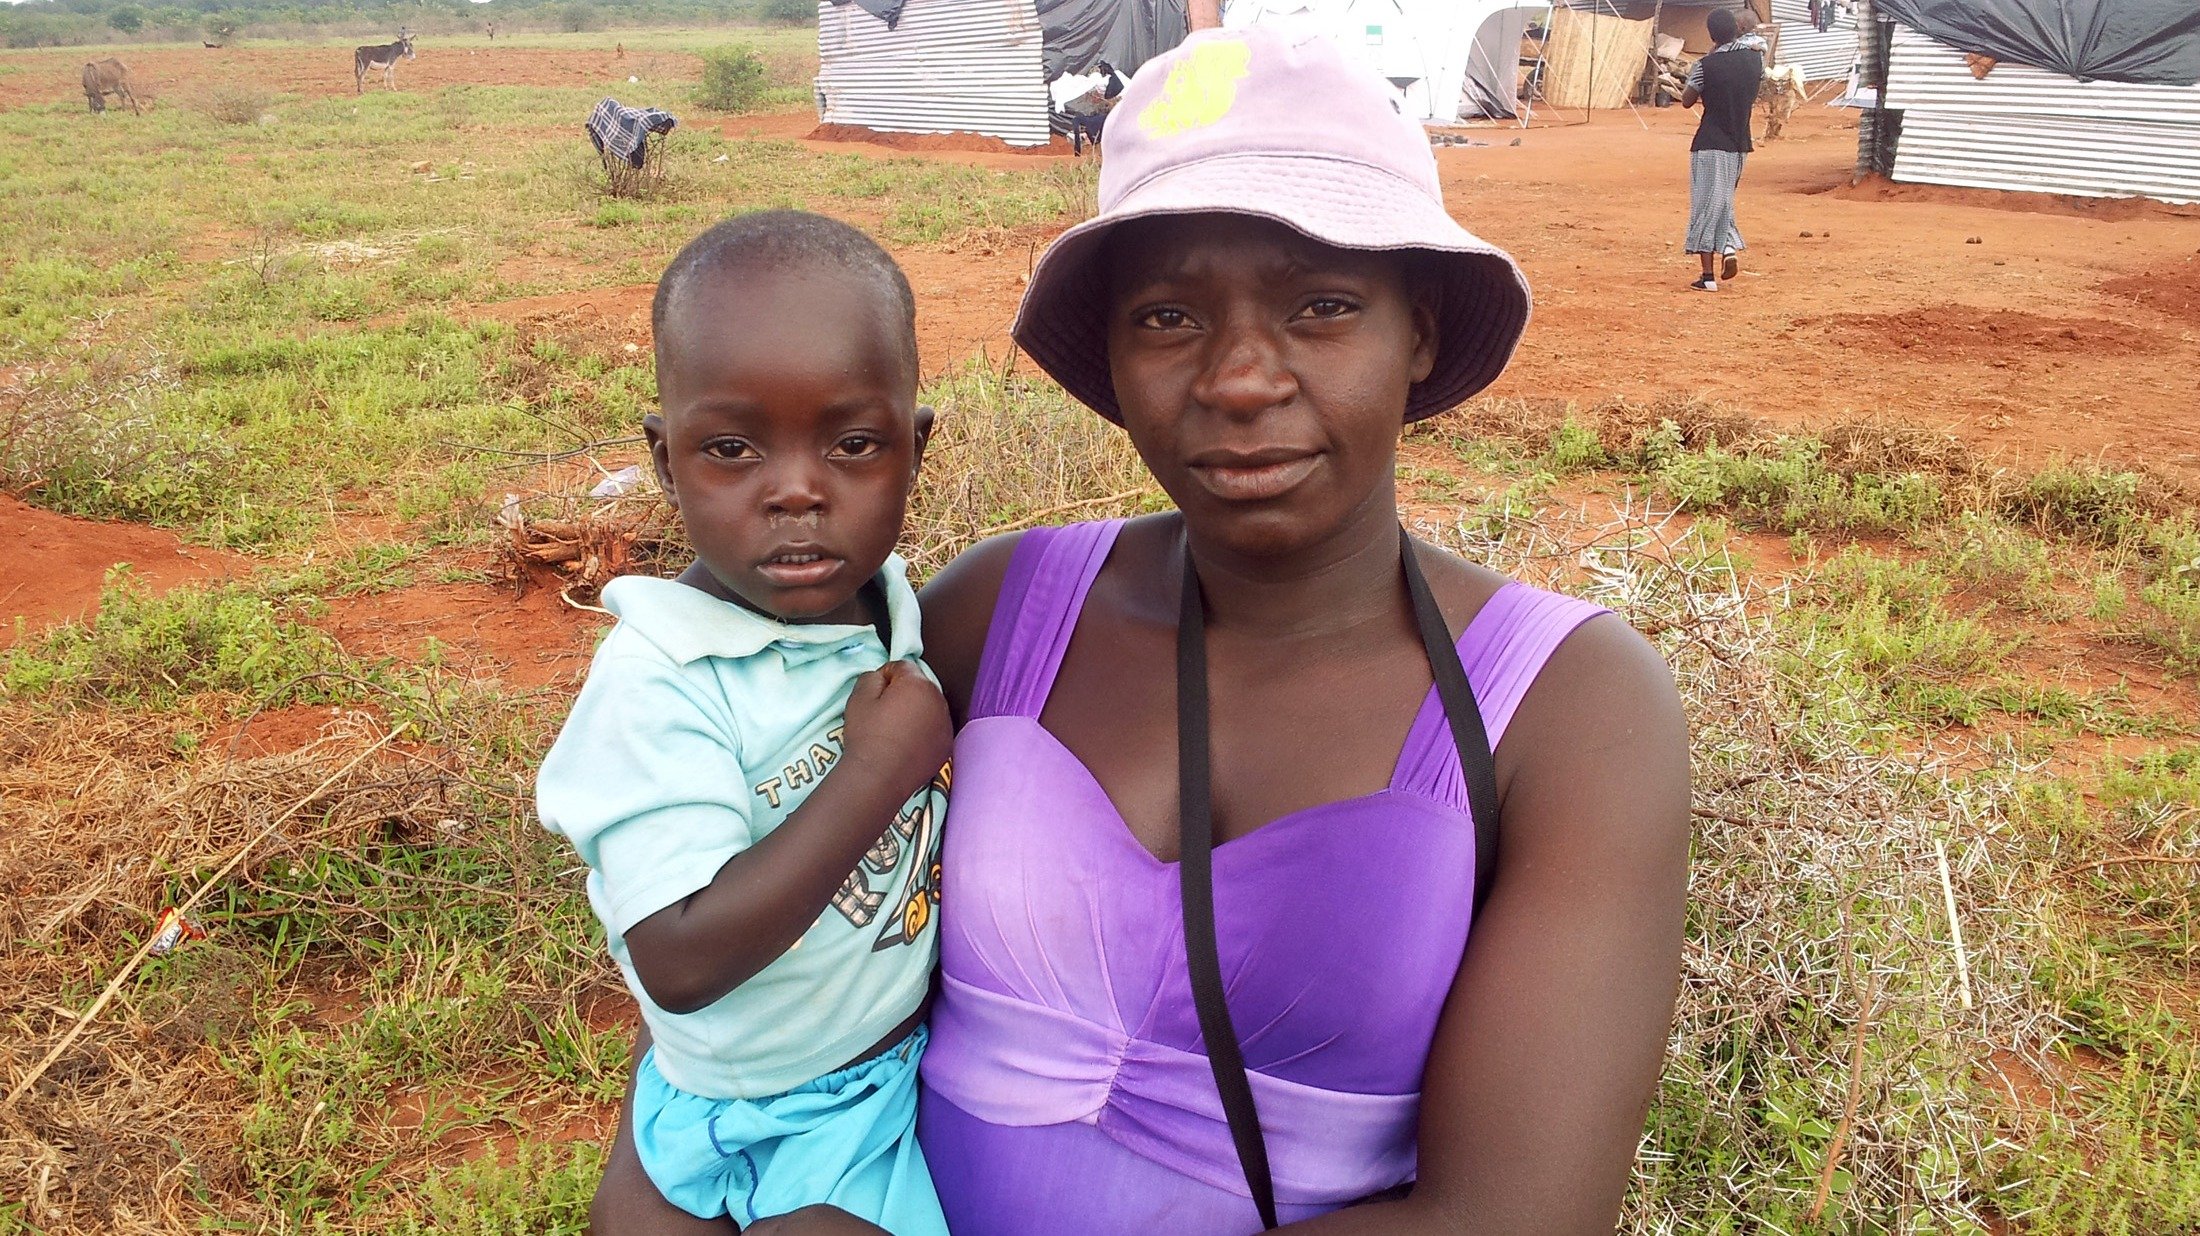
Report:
1875,0,2200,85
829,0,909,29
1036,0,1190,80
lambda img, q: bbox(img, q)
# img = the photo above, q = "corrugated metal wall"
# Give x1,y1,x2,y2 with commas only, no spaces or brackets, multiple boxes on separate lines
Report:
817,0,1053,146
1767,0,1857,82
1882,25,2200,204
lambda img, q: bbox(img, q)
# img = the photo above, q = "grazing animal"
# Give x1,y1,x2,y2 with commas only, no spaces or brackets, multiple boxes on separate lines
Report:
81,57,140,115
203,40,222,48
354,33,416,94
1758,63,1807,140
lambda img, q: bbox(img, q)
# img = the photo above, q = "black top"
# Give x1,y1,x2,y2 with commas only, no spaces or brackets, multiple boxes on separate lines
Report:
1691,46,1763,154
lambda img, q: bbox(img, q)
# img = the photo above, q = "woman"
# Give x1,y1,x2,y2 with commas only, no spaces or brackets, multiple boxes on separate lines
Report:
594,28,1689,1235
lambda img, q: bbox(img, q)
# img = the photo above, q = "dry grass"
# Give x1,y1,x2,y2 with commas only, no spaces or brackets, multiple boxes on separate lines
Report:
1427,498,2083,1232
1436,395,2195,527
899,356,1157,579
5,376,2197,1230
187,84,272,126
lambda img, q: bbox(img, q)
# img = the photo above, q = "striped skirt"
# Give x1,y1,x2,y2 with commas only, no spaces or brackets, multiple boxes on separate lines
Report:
1686,149,1747,255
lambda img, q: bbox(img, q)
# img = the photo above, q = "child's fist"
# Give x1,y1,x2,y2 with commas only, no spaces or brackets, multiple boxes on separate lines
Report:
841,662,952,795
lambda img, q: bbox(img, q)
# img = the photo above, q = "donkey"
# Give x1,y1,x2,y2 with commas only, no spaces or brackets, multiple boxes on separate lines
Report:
354,32,416,94
81,57,141,115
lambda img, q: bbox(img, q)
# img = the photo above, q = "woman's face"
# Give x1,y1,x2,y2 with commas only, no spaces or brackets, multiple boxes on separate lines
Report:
1104,213,1437,559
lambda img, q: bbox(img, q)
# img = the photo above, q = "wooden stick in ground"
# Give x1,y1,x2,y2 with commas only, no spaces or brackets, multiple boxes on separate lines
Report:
1935,838,1974,1011
2,726,407,1109
1808,971,1881,1223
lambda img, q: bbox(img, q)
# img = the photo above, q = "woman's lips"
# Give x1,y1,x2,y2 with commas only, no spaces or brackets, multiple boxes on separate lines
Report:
1189,453,1321,502
756,552,843,587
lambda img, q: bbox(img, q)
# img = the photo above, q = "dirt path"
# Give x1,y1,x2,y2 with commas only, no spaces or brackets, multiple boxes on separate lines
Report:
1445,105,2200,475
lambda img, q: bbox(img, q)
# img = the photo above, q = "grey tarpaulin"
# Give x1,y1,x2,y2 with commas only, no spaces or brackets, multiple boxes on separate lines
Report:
1459,7,1532,118
828,0,909,29
1874,0,2200,85
1036,0,1190,80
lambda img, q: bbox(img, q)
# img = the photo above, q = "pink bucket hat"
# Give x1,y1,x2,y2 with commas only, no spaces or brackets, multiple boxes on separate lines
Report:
1012,26,1532,424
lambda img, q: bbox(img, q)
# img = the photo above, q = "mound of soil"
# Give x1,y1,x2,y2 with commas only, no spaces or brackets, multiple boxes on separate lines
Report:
1825,174,2200,222
1795,307,2161,360
0,495,250,646
319,577,605,689
807,123,1069,157
2099,259,2200,327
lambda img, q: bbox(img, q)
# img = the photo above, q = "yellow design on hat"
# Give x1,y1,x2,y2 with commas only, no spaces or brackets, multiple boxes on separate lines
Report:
1136,38,1252,139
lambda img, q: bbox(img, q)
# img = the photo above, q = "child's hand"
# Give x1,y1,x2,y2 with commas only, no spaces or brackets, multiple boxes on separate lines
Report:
840,661,952,795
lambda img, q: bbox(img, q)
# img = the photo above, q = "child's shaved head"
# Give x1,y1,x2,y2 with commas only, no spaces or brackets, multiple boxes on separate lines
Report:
652,209,919,385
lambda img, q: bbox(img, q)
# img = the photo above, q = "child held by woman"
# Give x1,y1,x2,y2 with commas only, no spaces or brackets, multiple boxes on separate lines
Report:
537,210,951,1235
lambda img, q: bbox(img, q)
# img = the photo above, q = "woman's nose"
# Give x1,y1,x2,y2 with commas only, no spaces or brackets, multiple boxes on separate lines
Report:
1191,319,1299,417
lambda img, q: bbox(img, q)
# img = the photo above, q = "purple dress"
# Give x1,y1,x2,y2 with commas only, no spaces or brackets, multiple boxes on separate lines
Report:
918,521,1607,1235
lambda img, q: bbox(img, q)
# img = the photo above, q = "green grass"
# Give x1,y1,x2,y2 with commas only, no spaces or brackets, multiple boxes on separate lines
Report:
7,33,2200,1232
0,60,1096,549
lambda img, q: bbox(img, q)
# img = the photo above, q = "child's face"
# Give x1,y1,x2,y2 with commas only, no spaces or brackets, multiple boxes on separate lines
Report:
646,266,927,624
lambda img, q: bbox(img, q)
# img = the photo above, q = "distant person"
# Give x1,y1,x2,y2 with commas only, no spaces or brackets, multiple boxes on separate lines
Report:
538,210,951,1234
1680,7,1763,291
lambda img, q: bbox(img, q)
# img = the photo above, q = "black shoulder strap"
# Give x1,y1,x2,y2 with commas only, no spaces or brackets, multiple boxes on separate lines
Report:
1399,526,1504,915
1177,527,1503,1231
1178,544,1280,1230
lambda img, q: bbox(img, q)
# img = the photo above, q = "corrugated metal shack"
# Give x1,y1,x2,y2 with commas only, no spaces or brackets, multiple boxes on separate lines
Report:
815,0,1188,148
816,0,1054,146
1766,0,1858,82
1878,24,2200,204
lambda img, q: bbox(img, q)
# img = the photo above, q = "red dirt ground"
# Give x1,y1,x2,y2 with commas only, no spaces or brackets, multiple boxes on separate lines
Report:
318,574,604,689
0,43,694,109
0,494,251,645
755,102,2200,478
808,122,1071,158
11,65,2200,664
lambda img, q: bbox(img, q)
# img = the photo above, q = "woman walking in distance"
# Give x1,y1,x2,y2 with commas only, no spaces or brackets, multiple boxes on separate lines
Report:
1681,8,1765,291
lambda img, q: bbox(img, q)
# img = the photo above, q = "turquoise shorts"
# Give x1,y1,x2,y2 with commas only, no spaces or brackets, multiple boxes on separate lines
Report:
632,1025,946,1235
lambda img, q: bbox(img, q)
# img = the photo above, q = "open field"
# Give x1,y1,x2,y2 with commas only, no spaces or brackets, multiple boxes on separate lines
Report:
4,26,2199,1234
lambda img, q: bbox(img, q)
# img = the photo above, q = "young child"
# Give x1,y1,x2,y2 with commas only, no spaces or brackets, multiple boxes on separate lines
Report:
537,210,951,1234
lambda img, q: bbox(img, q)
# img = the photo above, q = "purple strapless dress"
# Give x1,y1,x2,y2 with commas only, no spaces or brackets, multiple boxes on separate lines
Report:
918,521,1607,1235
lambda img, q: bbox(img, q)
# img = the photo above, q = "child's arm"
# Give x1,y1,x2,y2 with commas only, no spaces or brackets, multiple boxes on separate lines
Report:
621,661,951,1014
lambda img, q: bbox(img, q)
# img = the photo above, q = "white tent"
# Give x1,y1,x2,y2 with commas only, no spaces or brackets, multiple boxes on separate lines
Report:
1222,0,1552,121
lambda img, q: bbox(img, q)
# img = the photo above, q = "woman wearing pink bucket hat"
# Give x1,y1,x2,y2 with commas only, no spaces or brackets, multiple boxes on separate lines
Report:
591,27,1687,1236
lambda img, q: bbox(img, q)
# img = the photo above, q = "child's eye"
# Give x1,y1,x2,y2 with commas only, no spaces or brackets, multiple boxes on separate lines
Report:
1299,297,1359,321
1136,307,1194,331
702,438,757,461
833,434,884,459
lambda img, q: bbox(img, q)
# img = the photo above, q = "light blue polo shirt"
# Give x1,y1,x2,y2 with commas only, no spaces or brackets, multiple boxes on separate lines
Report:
537,557,945,1101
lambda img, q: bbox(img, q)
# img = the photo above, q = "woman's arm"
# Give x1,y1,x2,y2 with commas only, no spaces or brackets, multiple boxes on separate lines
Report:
1284,614,1691,1234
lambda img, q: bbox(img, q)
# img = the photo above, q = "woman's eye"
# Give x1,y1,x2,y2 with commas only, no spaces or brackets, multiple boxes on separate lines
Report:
1137,307,1193,330
1301,298,1358,320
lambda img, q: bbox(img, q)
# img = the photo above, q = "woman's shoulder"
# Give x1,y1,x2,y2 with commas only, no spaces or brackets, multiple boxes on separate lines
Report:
1411,540,1674,740
919,517,1157,717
